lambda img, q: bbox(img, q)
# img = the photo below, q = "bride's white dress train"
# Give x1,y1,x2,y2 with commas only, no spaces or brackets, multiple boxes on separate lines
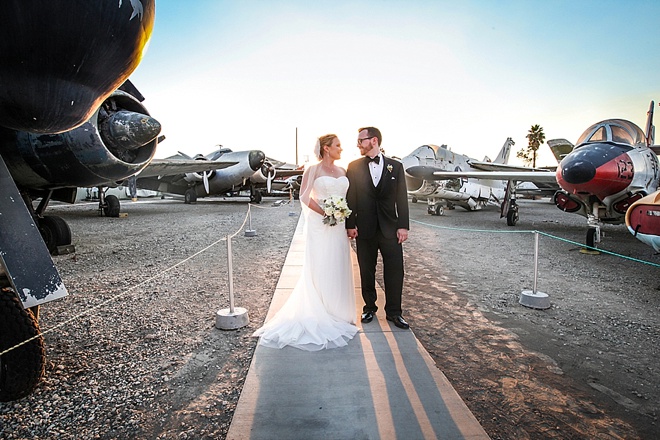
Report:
253,176,358,350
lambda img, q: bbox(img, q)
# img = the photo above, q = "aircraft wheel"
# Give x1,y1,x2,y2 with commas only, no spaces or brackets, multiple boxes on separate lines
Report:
428,205,443,216
0,289,46,402
251,191,262,204
103,195,121,217
586,228,598,249
184,188,197,204
411,196,418,203
38,215,72,254
506,209,519,226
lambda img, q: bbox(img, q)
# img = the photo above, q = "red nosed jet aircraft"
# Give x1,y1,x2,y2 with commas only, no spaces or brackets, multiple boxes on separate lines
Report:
554,101,659,247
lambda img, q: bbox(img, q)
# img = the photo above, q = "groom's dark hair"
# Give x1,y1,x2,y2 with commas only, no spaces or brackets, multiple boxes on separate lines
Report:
358,126,382,146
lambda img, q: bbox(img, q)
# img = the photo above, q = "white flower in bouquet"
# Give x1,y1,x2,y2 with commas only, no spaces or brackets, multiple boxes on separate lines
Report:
321,195,352,226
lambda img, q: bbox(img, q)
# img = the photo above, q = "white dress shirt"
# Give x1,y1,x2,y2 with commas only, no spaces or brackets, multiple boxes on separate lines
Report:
369,154,384,186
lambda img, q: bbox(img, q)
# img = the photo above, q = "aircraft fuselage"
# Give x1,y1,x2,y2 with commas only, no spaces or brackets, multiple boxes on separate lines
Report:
554,118,659,225
403,144,507,211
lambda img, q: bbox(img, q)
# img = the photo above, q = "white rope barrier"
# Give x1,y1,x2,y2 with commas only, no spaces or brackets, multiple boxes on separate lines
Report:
2,200,299,355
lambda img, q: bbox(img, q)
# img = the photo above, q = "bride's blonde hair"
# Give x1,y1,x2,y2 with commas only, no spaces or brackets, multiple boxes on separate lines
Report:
315,134,337,160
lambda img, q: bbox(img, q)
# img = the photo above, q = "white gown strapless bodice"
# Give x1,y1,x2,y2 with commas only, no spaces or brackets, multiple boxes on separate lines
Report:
313,175,349,201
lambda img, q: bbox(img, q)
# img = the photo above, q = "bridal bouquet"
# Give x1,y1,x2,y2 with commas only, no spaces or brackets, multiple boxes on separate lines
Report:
321,195,352,226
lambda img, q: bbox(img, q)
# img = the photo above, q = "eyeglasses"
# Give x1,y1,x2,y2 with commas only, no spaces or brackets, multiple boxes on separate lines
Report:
357,136,374,144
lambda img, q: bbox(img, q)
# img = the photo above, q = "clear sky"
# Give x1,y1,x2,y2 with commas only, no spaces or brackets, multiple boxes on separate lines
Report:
129,0,660,167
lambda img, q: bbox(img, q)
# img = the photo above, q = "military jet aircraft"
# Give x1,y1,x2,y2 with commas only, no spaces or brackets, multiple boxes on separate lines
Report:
406,102,660,249
403,138,557,224
0,0,158,402
554,101,660,247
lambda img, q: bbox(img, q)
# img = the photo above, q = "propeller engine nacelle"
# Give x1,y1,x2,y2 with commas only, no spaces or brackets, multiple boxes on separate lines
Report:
249,161,276,192
0,90,160,198
184,156,218,183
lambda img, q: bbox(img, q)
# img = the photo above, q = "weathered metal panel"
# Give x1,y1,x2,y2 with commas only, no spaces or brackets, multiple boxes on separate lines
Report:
0,156,67,308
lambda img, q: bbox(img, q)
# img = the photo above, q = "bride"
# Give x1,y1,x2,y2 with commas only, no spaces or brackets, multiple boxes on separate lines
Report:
253,134,358,350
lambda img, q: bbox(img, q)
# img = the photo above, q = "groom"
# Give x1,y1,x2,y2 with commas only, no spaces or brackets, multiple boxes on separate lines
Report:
345,127,410,329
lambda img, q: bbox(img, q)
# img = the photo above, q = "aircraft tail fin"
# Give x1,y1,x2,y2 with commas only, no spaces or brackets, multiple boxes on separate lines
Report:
493,137,515,164
645,100,655,146
547,139,574,163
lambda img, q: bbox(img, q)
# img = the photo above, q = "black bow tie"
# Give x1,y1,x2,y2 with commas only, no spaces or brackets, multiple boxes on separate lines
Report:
369,155,380,164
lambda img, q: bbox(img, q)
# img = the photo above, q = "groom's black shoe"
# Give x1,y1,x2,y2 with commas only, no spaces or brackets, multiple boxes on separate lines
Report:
361,311,375,323
386,315,410,329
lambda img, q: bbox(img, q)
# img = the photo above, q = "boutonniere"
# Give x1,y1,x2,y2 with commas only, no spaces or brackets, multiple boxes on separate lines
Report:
387,164,393,173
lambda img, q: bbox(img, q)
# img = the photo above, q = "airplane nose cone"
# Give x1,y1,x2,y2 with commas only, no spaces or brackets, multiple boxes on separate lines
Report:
249,150,266,171
561,160,596,184
100,110,161,151
557,143,634,200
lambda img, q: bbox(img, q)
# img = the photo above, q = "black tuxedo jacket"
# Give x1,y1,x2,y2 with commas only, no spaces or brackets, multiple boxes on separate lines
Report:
345,155,409,240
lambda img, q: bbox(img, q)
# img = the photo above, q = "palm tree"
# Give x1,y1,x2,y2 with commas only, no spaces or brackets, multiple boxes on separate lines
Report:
516,124,546,167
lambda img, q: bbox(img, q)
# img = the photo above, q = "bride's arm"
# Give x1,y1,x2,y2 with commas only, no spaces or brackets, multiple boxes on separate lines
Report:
300,165,325,216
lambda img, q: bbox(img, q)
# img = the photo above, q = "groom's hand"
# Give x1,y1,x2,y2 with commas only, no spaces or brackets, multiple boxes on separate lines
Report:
397,228,408,244
347,228,358,239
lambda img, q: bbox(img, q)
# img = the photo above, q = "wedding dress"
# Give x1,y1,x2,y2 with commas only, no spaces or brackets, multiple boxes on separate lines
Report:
253,175,358,350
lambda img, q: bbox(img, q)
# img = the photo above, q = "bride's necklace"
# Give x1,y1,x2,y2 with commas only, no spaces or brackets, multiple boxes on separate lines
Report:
321,162,338,176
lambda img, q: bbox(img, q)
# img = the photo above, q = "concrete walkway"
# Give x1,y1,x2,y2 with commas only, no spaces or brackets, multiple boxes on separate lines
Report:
227,217,490,439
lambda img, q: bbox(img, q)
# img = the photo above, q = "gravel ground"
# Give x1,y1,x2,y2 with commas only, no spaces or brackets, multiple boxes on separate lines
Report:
402,197,659,439
0,196,299,439
0,195,658,439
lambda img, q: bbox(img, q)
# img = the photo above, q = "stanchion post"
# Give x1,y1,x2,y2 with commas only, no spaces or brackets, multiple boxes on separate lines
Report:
227,235,235,313
244,204,256,237
288,189,296,216
519,231,551,309
215,233,250,329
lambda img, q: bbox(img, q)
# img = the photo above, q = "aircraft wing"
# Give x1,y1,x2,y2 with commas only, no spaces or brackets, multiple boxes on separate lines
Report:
133,158,238,179
407,165,557,183
431,170,557,182
467,160,556,172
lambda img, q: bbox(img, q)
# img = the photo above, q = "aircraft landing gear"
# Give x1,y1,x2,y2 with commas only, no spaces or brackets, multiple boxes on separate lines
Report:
96,187,120,217
582,208,602,252
38,215,72,254
184,188,197,204
103,195,120,217
19,189,74,255
427,203,443,216
0,284,46,402
501,180,520,226
586,227,600,249
506,201,519,226
250,190,263,204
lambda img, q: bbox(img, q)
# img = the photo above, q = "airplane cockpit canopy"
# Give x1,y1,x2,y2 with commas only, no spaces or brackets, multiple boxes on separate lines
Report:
208,148,233,160
576,119,646,148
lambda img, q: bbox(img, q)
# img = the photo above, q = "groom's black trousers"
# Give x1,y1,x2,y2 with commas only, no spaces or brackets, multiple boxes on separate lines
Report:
356,230,404,316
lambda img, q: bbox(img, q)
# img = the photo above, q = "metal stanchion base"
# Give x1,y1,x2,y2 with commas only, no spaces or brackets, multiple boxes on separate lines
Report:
244,229,257,237
215,307,250,330
519,290,551,309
